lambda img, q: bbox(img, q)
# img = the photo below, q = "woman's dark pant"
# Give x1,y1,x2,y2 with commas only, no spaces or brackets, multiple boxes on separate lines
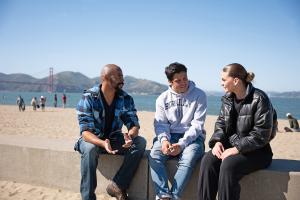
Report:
197,144,272,200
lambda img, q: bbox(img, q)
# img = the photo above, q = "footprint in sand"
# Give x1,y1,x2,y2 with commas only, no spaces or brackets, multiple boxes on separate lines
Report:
27,187,37,192
8,190,18,196
41,195,54,200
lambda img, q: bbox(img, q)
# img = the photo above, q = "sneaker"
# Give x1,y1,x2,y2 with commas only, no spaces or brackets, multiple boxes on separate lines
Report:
106,181,128,200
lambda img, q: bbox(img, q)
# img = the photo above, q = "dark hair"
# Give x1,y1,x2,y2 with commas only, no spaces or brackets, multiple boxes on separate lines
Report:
165,62,187,81
223,63,255,85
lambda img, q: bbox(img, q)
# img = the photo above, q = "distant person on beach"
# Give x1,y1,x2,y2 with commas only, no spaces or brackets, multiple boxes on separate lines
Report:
284,113,300,132
148,62,207,200
197,63,277,200
62,93,66,108
54,93,57,107
31,97,37,111
40,96,46,111
16,95,25,111
74,64,146,200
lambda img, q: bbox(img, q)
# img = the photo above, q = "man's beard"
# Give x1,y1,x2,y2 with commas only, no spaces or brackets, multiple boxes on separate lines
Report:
110,76,124,90
115,82,124,90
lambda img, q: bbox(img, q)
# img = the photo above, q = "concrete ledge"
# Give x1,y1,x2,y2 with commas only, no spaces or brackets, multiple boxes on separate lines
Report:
0,142,148,200
0,144,80,191
240,159,300,200
148,158,300,200
1,137,300,200
96,154,148,200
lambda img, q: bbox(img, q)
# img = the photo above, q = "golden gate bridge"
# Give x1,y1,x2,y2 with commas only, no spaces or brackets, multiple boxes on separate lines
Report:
0,67,60,93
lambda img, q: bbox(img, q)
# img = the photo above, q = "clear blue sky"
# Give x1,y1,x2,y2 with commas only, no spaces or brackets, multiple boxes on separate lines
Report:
0,0,299,92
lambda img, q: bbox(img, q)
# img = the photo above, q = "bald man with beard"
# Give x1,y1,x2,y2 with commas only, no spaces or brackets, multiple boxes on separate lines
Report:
74,64,146,200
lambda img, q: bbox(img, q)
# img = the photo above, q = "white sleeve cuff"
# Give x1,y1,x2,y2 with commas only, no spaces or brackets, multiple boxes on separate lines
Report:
160,137,168,144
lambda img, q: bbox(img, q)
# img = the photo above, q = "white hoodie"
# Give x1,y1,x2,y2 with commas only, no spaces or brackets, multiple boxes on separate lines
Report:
154,81,207,150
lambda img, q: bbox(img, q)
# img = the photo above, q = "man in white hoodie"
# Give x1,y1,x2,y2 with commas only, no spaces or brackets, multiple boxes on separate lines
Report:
149,62,207,200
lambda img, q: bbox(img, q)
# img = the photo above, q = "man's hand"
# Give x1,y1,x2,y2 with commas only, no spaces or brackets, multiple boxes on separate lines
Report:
168,143,181,156
212,142,224,159
122,133,133,148
161,140,172,155
128,126,139,139
104,139,118,154
220,147,239,160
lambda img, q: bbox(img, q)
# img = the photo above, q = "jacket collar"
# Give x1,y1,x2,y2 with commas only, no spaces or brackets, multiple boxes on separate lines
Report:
85,84,127,99
243,83,255,101
168,81,196,97
223,83,255,102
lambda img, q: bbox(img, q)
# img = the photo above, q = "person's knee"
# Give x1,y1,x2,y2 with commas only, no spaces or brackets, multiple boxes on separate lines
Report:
200,152,219,171
149,147,168,167
220,158,237,175
81,142,98,157
182,142,204,159
180,152,203,169
133,136,147,150
149,143,164,159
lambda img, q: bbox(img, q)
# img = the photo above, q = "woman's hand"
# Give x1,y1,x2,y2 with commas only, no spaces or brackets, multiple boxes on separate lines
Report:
212,142,224,159
220,147,239,160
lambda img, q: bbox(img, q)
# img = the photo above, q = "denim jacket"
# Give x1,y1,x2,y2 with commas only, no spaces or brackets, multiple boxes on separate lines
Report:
76,85,140,138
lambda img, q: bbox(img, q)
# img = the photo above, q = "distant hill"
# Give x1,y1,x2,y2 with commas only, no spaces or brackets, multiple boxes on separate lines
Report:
125,76,167,95
0,73,38,91
1,72,299,97
0,72,167,95
92,75,167,95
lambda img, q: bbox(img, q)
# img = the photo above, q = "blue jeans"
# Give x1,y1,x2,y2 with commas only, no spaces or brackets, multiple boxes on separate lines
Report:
149,133,205,200
75,134,146,200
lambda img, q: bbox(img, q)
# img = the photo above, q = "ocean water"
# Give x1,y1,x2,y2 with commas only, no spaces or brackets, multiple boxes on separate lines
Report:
0,91,299,120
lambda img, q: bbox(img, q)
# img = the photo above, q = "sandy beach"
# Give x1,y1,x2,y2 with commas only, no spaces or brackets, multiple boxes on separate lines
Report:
0,105,299,200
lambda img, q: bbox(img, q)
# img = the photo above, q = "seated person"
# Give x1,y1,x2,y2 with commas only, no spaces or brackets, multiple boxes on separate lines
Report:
148,62,207,200
197,63,276,200
74,64,146,200
284,113,300,132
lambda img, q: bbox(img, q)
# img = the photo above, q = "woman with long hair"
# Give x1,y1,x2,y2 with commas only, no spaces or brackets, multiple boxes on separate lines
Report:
197,63,277,200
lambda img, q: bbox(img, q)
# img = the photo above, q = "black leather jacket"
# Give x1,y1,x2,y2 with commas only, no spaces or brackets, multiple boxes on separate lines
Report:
209,83,275,153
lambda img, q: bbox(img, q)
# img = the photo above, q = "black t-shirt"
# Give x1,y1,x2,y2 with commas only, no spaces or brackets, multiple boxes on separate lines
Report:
100,90,116,139
234,98,243,114
232,98,244,134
